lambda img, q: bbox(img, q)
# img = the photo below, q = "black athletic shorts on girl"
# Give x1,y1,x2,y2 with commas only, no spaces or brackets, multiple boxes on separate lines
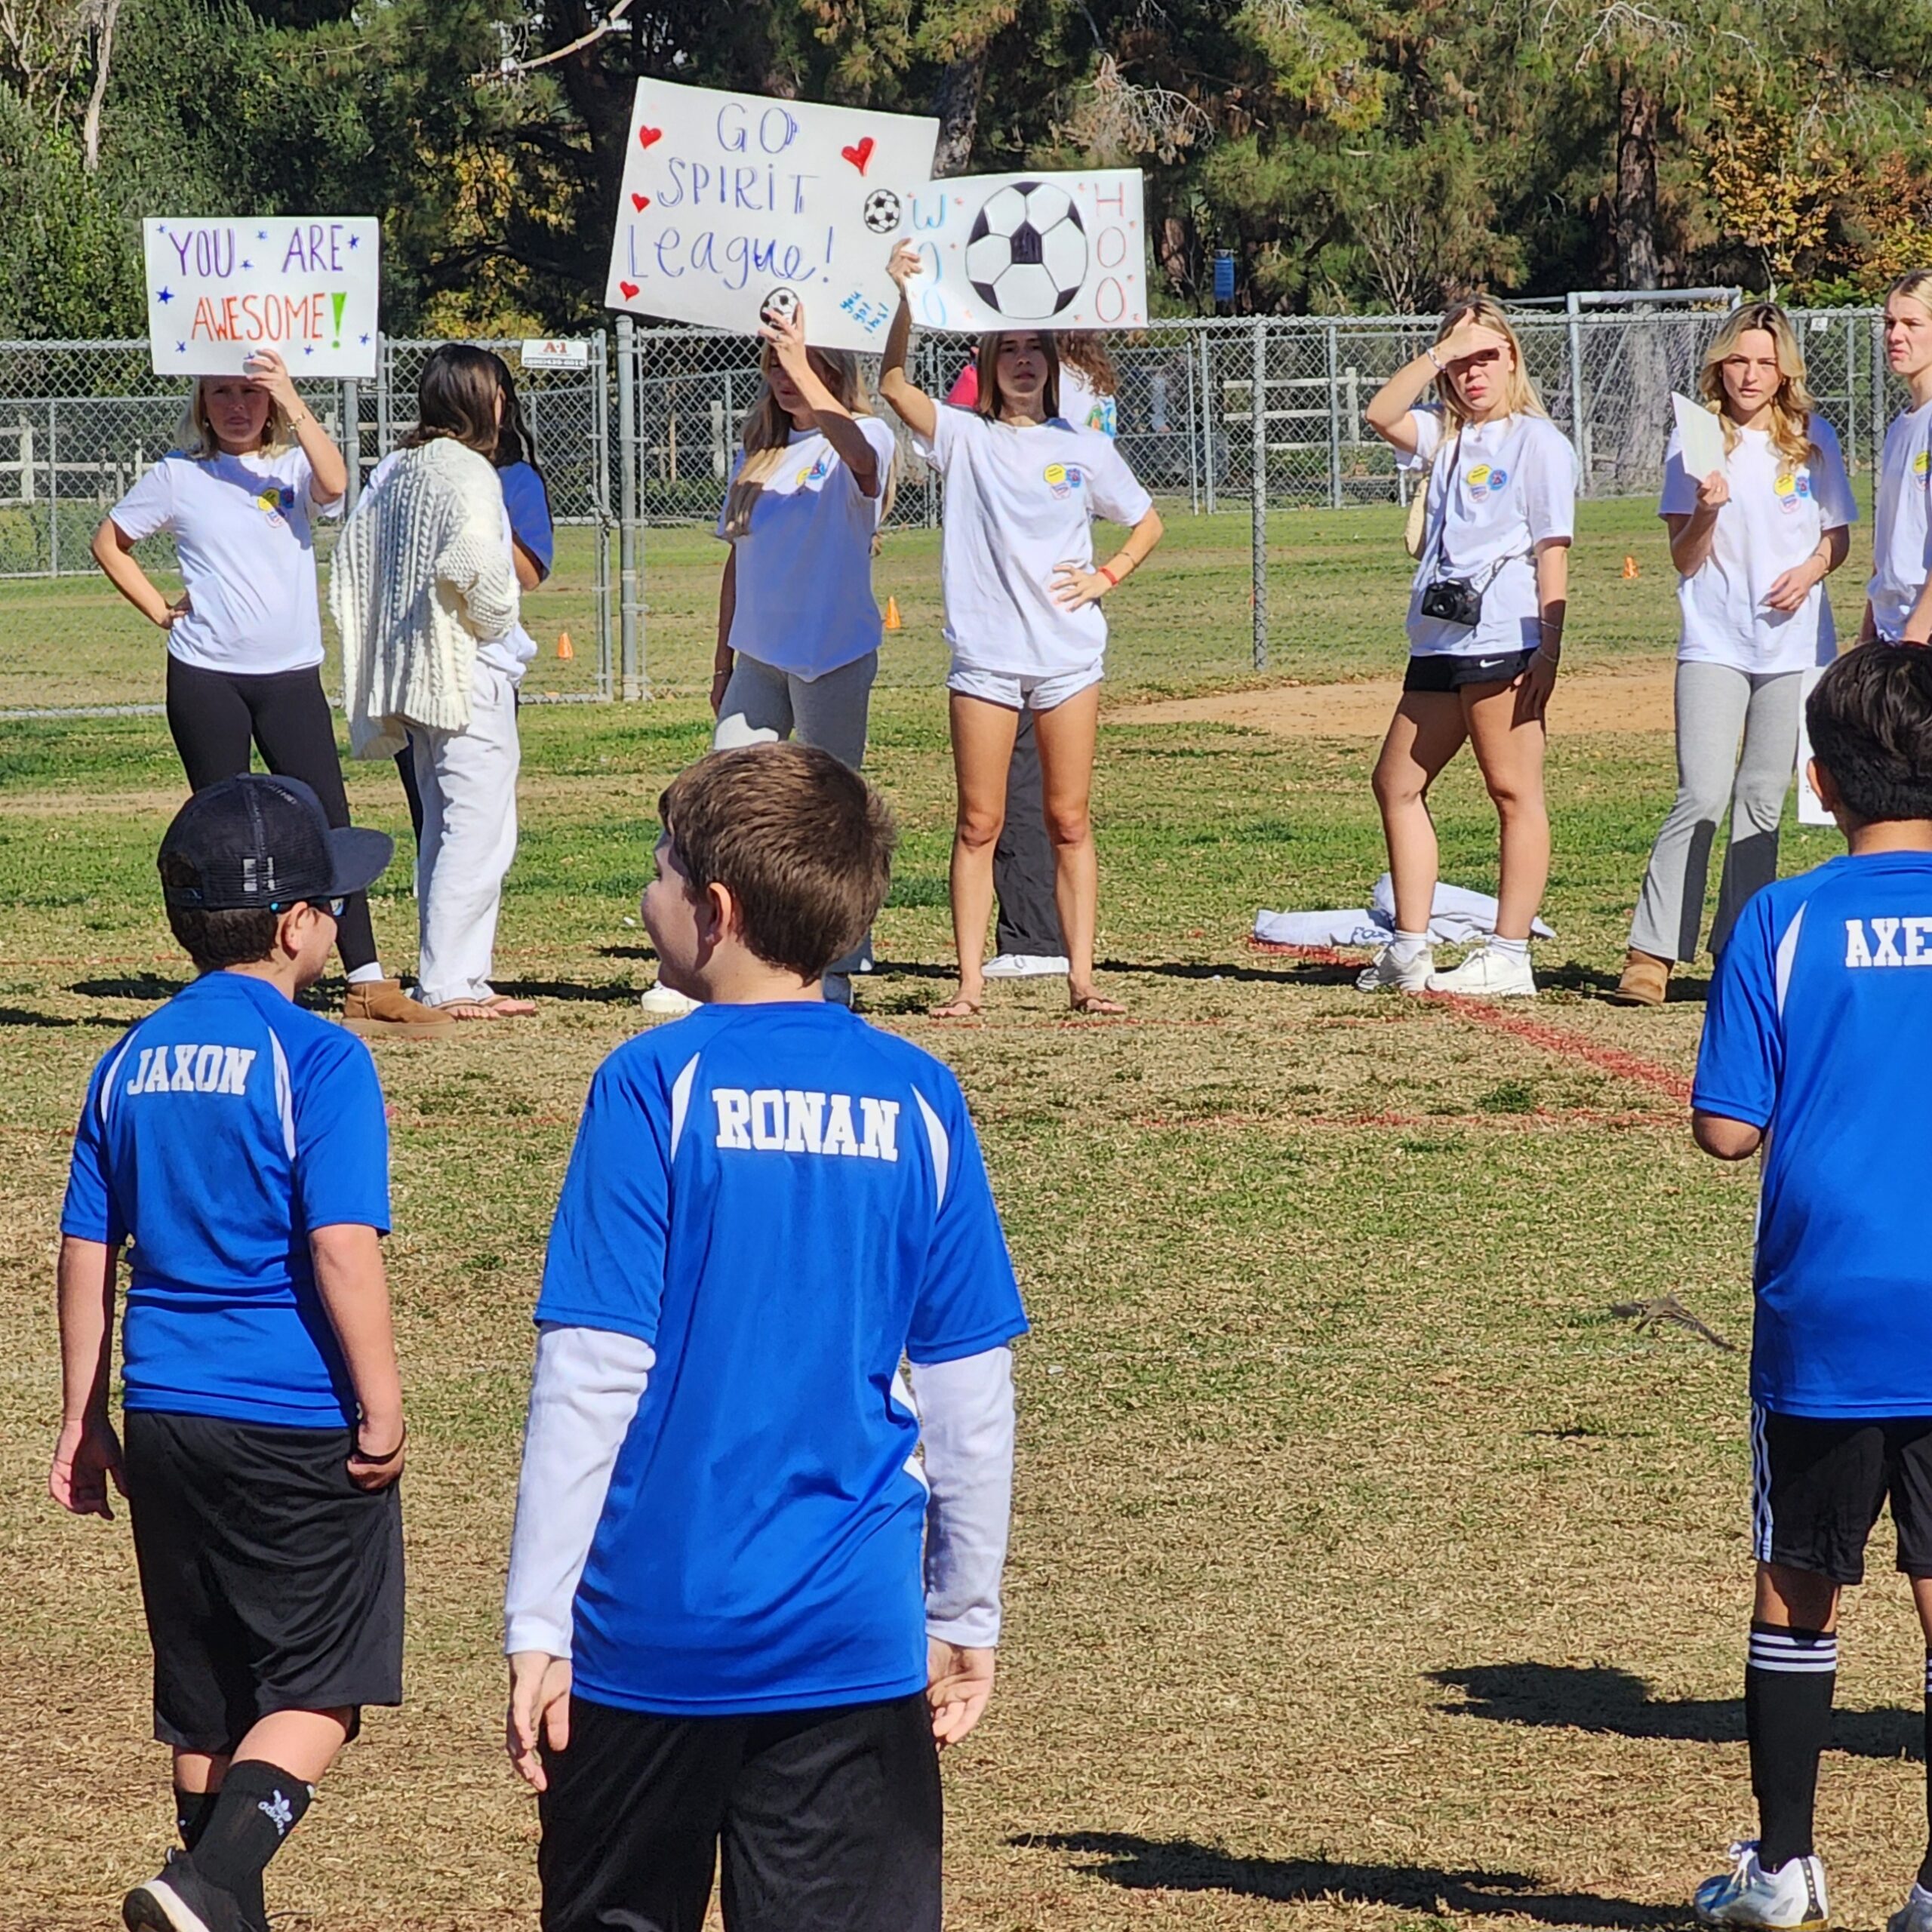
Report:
125,1411,404,1754
1752,1404,1932,1585
537,1692,941,1932
1403,648,1538,694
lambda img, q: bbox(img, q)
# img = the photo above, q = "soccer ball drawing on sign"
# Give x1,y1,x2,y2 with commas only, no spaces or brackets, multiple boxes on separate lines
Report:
862,189,903,235
760,288,802,328
964,182,1088,321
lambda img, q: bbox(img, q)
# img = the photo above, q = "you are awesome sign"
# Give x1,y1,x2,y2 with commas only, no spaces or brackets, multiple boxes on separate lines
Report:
895,171,1147,334
605,80,938,352
143,218,380,379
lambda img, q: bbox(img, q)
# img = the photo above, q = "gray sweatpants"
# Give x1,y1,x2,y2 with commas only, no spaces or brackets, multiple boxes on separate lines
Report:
712,649,876,768
1629,659,1804,963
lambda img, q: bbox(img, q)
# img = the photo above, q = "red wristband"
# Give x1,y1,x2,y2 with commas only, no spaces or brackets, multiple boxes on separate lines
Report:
1097,564,1120,588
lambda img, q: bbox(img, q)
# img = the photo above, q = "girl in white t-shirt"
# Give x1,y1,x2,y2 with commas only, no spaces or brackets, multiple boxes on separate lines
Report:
1362,296,1579,999
1611,304,1855,1006
91,351,438,1037
878,242,1164,1017
637,303,897,1017
1863,270,1932,648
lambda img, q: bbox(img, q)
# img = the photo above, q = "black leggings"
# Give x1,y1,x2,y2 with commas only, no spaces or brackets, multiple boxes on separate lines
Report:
164,657,380,974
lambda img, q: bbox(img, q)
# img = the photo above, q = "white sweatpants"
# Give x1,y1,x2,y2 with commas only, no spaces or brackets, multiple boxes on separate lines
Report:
411,662,521,1006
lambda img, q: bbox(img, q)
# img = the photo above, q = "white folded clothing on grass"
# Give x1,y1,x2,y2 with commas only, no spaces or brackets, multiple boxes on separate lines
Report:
1254,874,1555,950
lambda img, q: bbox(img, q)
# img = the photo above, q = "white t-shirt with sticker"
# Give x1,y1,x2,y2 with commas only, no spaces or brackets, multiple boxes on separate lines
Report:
368,450,534,681
1401,410,1579,660
109,448,341,676
1657,414,1855,674
1869,398,1932,641
914,405,1154,677
714,414,897,680
1059,365,1118,438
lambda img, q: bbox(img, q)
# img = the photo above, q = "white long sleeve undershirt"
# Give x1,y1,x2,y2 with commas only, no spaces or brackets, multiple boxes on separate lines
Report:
501,1327,1017,1659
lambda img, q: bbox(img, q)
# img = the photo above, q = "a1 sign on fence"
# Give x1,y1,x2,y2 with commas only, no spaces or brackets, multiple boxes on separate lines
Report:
143,218,380,379
521,338,592,370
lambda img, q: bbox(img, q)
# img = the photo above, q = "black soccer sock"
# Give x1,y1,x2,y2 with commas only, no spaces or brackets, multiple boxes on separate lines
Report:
186,1760,311,1917
1917,1651,1932,1893
173,1785,219,1850
1746,1622,1837,1871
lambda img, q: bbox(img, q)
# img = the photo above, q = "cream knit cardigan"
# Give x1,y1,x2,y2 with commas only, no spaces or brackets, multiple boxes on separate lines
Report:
329,438,520,758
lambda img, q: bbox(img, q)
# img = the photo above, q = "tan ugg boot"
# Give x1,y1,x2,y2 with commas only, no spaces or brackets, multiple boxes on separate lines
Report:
1606,948,1671,1007
341,977,457,1038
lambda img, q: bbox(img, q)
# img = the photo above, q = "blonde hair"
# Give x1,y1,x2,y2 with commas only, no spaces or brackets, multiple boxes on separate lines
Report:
173,377,297,462
1432,297,1546,430
974,331,1062,423
1697,303,1818,472
1887,269,1932,315
722,346,897,540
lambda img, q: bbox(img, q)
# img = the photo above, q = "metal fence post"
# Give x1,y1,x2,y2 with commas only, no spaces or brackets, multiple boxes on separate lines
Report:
1325,318,1343,509
1251,317,1267,671
591,327,614,700
1565,295,1588,496
616,315,642,699
341,378,361,512
1202,330,1217,518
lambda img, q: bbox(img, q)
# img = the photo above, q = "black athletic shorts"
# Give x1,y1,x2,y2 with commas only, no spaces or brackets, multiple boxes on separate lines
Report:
1404,648,1537,693
123,1410,404,1754
1752,1404,1932,1584
538,1691,942,1932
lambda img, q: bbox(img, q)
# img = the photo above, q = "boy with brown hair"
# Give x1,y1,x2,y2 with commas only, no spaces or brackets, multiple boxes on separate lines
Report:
51,773,406,1932
504,742,1027,1930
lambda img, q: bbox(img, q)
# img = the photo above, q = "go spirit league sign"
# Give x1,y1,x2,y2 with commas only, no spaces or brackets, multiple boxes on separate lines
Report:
143,218,380,380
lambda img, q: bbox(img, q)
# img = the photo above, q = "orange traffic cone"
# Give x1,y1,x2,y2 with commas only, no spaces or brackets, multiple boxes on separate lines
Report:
1622,555,1640,580
557,630,574,660
884,596,902,632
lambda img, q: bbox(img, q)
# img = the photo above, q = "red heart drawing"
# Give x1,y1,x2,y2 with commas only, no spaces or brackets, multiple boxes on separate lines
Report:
638,125,663,150
631,192,651,211
841,137,875,174
619,281,639,300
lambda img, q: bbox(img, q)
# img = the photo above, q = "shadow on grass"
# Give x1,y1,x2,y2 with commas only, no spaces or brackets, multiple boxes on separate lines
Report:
1431,1663,1918,1760
70,974,188,1001
1096,956,1361,987
0,1004,90,1027
1019,1832,1686,1927
493,978,647,1006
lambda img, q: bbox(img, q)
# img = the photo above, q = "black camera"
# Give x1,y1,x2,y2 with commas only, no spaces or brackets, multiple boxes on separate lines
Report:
1420,577,1484,626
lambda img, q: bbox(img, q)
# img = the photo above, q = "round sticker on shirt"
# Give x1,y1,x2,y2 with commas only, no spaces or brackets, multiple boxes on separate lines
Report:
793,454,832,489
254,484,296,523
1043,462,1084,500
1465,462,1497,503
1916,448,1930,488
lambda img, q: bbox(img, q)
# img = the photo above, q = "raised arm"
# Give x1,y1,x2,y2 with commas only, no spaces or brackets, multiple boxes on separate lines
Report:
761,304,881,496
1364,318,1506,453
877,242,937,441
247,347,349,505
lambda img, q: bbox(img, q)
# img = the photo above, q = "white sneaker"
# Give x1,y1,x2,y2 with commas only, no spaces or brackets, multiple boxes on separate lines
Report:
1887,1882,1932,1932
1355,942,1435,993
637,980,700,1017
1694,1841,1829,1930
1425,943,1537,998
983,953,1069,980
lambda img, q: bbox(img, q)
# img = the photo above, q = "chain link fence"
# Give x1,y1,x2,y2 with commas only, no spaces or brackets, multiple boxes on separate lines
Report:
0,308,1897,712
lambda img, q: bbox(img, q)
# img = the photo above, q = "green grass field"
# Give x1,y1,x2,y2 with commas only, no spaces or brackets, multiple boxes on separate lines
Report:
4,498,1922,1932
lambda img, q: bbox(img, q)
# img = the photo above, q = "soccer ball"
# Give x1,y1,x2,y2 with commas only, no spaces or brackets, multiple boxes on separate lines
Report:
964,182,1088,321
862,189,903,235
760,287,801,328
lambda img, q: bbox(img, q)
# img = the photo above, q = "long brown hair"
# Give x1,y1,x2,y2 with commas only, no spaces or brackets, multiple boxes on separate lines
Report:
1697,302,1819,472
1056,332,1118,397
1432,296,1546,431
973,331,1061,423
722,346,894,540
404,344,503,457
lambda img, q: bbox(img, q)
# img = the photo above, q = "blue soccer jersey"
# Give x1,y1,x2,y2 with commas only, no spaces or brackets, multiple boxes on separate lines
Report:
1694,851,1932,1417
535,1001,1028,1717
60,971,390,1428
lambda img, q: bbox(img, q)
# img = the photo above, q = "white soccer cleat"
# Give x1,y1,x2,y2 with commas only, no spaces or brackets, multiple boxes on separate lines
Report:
637,980,700,1017
1424,943,1537,998
982,953,1069,980
1694,1841,1829,1930
1355,942,1435,993
1887,1882,1932,1932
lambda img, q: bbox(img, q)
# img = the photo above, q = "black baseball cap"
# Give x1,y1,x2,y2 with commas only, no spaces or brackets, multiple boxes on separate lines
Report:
158,774,393,912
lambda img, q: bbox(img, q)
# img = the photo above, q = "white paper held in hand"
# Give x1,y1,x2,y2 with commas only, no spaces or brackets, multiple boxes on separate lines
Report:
1671,391,1727,484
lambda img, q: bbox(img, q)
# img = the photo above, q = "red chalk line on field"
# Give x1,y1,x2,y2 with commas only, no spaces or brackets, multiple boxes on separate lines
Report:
1247,940,1694,1105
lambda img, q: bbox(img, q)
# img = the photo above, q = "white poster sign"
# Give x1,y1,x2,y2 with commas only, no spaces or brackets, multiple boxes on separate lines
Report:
1796,663,1834,826
143,217,380,379
894,170,1147,334
521,338,591,370
605,80,938,353
1670,391,1726,480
